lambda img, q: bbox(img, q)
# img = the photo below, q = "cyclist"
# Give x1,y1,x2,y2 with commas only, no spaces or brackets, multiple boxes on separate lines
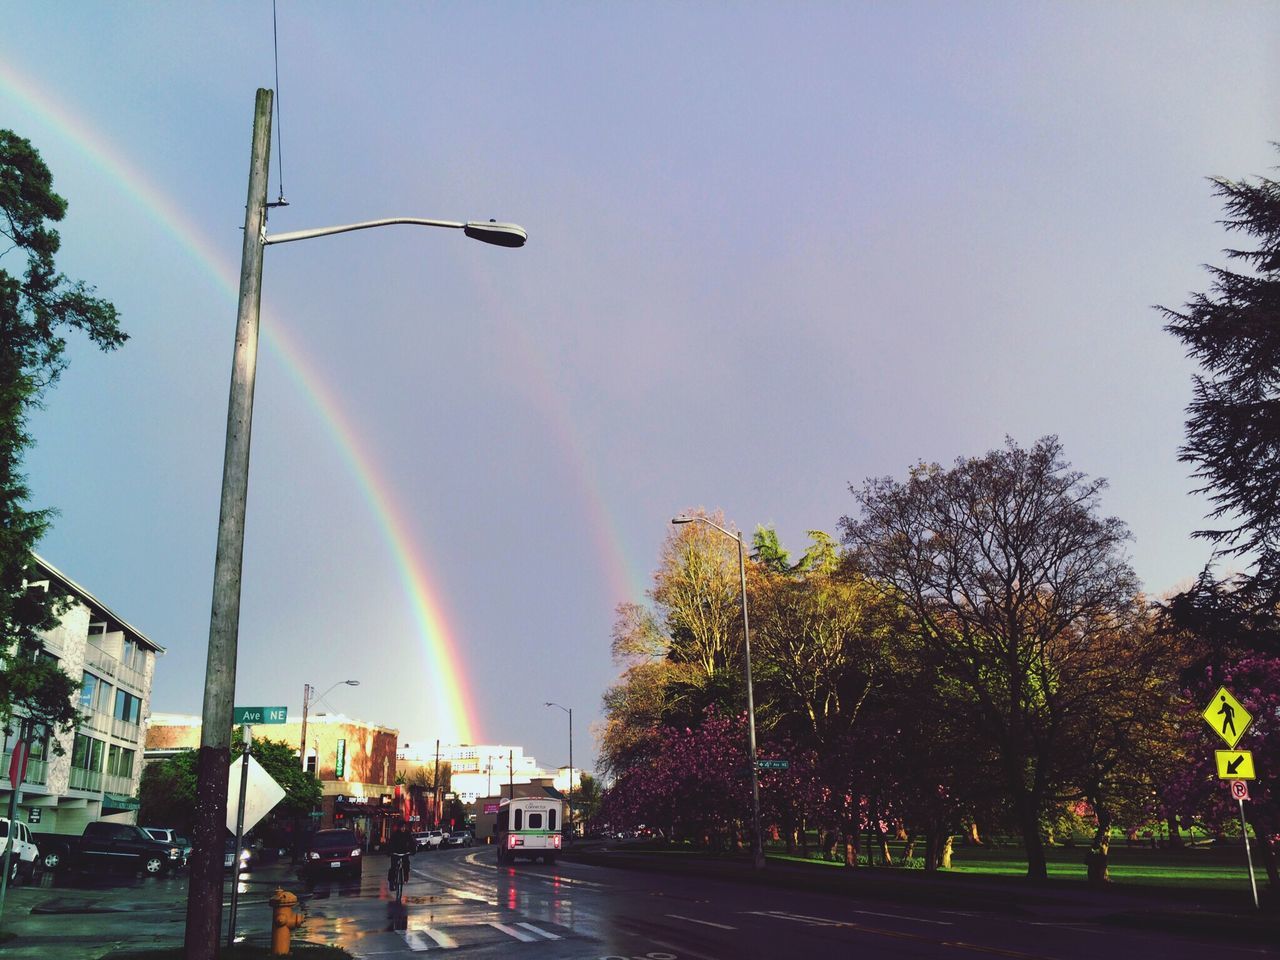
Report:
387,824,415,893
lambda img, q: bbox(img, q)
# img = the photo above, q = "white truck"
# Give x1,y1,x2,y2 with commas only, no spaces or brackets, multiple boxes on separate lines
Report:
0,817,41,884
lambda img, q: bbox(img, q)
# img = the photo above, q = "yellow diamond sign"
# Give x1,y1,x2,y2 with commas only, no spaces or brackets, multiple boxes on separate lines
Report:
1215,750,1255,780
1201,686,1252,749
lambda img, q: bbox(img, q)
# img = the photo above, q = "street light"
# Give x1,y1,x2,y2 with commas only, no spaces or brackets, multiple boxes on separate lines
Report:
544,702,573,839
185,89,526,960
671,514,765,870
300,680,360,771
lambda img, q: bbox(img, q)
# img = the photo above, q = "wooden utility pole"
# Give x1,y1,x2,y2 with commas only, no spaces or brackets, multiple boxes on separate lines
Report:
184,87,272,960
433,739,440,827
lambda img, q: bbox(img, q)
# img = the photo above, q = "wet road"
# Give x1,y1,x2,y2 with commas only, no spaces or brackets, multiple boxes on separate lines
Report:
292,847,1280,960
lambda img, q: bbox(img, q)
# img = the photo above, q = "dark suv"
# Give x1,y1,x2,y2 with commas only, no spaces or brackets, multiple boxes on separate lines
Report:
303,829,362,878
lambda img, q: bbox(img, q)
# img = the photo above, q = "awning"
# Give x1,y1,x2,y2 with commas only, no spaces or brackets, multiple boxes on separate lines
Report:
103,793,140,812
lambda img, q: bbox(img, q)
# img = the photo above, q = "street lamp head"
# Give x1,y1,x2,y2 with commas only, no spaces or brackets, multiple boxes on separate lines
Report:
344,680,360,687
671,516,694,525
463,220,527,248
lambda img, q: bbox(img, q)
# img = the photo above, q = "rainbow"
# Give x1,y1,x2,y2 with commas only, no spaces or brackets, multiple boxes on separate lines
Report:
0,62,482,741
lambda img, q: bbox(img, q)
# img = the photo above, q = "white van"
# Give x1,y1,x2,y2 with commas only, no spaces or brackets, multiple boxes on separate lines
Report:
495,797,563,865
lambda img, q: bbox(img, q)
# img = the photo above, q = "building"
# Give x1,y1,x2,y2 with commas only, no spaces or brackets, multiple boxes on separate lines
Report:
398,743,544,806
146,712,400,841
0,555,163,834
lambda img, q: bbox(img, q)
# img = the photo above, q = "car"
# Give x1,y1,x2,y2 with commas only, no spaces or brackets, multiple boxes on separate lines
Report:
411,832,433,851
224,838,252,871
442,830,472,848
42,821,181,876
303,828,362,878
143,827,192,866
0,818,40,884
420,829,444,850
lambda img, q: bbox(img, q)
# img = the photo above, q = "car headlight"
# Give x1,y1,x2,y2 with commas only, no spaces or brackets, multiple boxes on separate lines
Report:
240,849,250,861
350,848,361,857
309,851,319,860
170,847,181,858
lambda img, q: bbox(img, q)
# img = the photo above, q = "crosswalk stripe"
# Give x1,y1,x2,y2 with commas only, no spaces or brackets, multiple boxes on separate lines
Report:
419,928,458,949
516,921,562,939
489,921,537,942
400,930,431,951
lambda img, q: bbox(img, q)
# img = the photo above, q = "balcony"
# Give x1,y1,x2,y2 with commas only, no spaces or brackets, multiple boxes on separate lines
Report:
0,752,47,787
103,772,134,796
111,717,141,743
84,642,146,693
69,766,102,792
80,710,112,736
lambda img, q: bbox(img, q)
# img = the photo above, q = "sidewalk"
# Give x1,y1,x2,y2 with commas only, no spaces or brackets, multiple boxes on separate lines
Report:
562,844,1280,944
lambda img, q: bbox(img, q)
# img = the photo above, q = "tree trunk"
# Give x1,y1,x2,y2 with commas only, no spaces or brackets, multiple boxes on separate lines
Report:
873,798,892,865
939,833,953,869
1086,800,1112,889
1017,793,1048,882
1165,814,1182,849
903,833,916,860
967,821,982,845
843,828,860,868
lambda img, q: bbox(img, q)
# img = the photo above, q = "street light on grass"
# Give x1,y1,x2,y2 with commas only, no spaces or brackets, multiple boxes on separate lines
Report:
185,88,526,960
671,514,765,870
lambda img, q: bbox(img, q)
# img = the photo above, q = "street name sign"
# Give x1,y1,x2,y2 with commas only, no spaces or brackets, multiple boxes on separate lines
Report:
757,759,790,770
233,706,288,725
225,754,287,834
1200,686,1251,749
1215,750,1255,780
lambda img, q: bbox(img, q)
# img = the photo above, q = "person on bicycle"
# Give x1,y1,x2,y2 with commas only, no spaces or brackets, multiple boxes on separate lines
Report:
387,824,414,885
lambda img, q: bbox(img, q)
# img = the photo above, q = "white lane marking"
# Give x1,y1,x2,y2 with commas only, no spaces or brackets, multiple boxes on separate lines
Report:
746,910,835,926
417,927,458,949
1023,922,1105,934
400,930,432,951
516,921,563,939
852,909,952,926
666,913,737,930
489,921,537,942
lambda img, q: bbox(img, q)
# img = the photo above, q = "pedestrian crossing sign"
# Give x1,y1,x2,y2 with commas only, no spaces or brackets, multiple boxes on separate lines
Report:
1201,686,1252,749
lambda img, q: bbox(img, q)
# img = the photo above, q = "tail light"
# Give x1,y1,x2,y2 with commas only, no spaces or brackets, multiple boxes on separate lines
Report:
552,835,562,849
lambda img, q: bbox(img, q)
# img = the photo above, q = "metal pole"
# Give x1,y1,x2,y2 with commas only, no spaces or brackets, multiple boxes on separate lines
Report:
738,532,765,870
567,708,573,841
0,718,29,925
299,683,311,770
226,726,252,947
1239,797,1259,909
184,87,272,960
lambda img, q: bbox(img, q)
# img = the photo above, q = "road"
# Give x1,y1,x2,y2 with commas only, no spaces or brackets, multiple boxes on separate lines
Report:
289,846,1280,960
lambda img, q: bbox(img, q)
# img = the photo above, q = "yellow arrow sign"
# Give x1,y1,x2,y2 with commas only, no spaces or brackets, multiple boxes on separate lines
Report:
1201,686,1252,749
1215,750,1256,780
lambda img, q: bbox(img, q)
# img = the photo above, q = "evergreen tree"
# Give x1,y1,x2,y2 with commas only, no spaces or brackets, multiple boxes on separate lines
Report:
0,130,126,739
1162,159,1280,605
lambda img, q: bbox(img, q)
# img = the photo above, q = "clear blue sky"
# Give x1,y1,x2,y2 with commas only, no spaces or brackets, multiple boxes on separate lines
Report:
2,2,1276,773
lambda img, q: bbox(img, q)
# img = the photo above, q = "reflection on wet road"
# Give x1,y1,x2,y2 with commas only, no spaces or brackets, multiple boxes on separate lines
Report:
295,847,1280,960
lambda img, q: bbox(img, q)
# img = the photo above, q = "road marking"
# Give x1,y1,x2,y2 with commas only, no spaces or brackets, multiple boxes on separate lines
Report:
516,921,563,939
749,912,1049,959
853,909,952,926
746,910,836,926
666,913,737,930
489,922,537,942
400,930,432,951
414,927,458,949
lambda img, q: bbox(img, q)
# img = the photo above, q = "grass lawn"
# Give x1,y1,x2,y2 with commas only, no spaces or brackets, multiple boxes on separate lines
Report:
761,837,1260,891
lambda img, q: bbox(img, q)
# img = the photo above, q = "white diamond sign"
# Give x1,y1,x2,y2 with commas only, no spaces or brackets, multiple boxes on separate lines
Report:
226,755,287,834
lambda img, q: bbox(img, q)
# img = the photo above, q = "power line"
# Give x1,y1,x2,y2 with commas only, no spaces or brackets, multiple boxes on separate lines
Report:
270,0,288,207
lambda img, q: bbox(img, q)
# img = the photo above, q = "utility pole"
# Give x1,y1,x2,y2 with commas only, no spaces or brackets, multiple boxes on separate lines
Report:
567,708,573,840
433,739,440,828
184,88,272,960
0,718,30,925
299,683,312,770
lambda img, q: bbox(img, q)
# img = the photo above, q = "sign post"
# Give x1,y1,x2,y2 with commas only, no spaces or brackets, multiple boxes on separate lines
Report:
1202,688,1259,910
227,724,253,947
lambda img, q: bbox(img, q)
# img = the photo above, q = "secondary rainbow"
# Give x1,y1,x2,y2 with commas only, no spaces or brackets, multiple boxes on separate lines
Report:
0,61,476,742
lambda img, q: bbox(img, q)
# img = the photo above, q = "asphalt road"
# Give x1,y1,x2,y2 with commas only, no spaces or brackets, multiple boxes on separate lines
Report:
292,846,1280,960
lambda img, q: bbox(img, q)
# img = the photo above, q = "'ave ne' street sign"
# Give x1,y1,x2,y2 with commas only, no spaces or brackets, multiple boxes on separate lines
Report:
233,706,288,725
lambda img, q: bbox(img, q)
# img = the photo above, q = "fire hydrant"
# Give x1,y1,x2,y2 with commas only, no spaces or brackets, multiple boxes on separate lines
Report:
268,887,304,955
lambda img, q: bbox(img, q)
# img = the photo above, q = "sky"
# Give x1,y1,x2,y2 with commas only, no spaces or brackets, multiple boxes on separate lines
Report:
1,2,1277,775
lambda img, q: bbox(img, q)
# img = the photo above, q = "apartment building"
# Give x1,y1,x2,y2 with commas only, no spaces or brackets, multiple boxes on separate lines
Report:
1,555,162,833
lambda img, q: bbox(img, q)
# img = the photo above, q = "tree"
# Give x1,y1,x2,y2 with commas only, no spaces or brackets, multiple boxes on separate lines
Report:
1161,159,1280,606
840,437,1145,881
0,131,126,738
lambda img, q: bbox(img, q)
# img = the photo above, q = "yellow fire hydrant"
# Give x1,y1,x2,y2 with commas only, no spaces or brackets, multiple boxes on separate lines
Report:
268,887,304,955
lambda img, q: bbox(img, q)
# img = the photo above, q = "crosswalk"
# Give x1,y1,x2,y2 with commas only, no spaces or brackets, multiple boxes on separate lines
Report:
352,919,569,954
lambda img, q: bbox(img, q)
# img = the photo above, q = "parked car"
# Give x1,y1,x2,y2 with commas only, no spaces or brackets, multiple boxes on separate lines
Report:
303,829,362,878
40,821,182,876
442,830,472,848
224,837,252,872
411,832,433,851
142,827,191,866
0,818,41,883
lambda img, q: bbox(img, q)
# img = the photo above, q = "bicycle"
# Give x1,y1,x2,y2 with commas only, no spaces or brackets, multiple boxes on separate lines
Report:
388,852,411,902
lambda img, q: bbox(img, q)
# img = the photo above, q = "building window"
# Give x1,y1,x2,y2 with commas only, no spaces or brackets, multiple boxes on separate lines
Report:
113,690,142,725
72,733,105,772
107,744,136,779
80,672,113,714
122,637,142,670
306,755,317,775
